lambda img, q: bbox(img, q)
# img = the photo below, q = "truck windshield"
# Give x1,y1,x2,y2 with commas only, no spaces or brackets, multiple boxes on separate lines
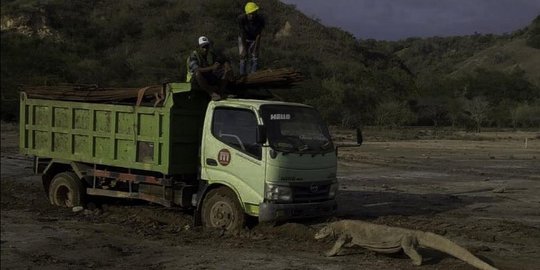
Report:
260,105,334,154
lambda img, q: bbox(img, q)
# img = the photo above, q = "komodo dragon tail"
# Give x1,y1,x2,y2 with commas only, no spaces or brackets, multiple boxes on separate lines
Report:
417,231,498,270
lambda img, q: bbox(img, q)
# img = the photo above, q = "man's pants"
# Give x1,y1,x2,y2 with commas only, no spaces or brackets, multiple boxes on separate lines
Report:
239,37,258,75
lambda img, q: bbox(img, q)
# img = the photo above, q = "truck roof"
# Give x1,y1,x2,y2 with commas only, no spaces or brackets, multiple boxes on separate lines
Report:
213,98,312,109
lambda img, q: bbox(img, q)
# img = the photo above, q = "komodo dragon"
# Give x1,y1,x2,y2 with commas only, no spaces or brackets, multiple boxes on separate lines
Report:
315,220,497,270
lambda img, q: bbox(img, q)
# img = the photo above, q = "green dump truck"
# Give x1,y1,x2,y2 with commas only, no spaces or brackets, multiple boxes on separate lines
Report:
20,83,358,230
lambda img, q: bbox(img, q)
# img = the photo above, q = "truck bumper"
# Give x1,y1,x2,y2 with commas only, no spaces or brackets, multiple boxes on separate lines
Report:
258,200,337,222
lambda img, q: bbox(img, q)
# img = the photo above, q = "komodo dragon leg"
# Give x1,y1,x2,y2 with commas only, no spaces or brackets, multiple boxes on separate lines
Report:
325,234,350,257
401,234,423,266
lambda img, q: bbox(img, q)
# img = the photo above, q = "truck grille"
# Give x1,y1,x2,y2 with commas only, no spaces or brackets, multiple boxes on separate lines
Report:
291,183,331,203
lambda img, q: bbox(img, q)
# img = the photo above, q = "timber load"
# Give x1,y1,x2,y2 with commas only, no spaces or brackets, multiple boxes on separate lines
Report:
22,84,165,106
20,68,303,104
232,68,303,88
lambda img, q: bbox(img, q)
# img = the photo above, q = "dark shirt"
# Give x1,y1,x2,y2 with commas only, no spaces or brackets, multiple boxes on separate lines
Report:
238,13,265,41
188,49,226,73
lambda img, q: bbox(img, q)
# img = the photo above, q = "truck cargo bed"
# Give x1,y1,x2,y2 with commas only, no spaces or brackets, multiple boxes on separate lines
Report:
19,83,208,175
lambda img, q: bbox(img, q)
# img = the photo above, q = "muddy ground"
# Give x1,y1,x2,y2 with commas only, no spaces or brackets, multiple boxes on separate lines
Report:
1,122,539,270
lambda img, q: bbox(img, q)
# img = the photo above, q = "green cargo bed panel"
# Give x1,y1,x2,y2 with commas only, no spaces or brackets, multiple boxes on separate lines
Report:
19,83,207,176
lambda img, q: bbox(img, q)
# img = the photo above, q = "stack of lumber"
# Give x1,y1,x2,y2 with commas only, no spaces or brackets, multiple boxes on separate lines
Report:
21,68,303,104
23,84,162,103
233,68,303,88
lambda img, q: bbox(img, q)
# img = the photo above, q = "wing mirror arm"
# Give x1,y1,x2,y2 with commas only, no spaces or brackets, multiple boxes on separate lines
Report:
256,125,267,144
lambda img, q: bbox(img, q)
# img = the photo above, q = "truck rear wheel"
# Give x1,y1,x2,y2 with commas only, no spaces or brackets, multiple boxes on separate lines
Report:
48,172,85,208
201,187,245,231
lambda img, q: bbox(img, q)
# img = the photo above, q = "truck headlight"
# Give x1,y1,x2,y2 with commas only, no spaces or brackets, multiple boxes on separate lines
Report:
329,183,338,198
265,184,292,202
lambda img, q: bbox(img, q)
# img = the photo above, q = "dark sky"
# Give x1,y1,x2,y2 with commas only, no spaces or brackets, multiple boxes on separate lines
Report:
280,0,540,40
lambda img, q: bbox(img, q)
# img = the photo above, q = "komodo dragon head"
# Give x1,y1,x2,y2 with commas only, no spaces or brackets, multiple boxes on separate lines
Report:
314,224,335,240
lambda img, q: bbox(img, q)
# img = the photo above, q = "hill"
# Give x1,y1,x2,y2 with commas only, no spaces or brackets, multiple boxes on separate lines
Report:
0,0,414,125
461,15,540,87
379,15,540,88
363,16,540,128
452,38,540,87
1,1,538,128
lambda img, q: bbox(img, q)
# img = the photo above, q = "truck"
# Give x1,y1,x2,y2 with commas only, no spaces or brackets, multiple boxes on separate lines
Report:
19,82,361,230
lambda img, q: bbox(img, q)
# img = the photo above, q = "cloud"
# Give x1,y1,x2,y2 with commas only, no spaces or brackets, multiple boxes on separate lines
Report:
281,0,540,40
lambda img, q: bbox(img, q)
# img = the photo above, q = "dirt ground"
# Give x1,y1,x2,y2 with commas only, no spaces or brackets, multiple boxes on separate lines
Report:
2,122,539,270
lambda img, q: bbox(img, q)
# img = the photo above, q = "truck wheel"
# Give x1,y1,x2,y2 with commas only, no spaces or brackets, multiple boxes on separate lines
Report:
48,172,85,208
201,187,245,231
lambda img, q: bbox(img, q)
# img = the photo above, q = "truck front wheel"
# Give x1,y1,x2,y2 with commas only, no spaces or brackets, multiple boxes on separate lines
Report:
201,187,245,231
48,172,85,208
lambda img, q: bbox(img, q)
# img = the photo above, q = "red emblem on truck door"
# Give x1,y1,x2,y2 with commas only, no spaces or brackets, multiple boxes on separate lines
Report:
218,149,231,166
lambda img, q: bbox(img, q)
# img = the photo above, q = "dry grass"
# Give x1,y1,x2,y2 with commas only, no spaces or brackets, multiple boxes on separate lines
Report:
331,126,540,142
453,38,540,86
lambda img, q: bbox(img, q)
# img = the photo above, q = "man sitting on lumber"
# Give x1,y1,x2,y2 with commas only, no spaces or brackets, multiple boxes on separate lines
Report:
186,36,234,101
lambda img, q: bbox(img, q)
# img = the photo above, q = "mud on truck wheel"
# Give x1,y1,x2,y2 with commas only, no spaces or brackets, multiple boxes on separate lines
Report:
48,172,85,208
201,187,246,231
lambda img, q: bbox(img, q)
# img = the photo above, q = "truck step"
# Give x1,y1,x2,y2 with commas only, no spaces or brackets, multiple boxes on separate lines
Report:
86,188,171,207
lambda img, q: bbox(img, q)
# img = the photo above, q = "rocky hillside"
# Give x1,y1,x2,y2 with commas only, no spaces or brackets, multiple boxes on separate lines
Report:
0,0,414,124
392,15,540,88
1,1,538,127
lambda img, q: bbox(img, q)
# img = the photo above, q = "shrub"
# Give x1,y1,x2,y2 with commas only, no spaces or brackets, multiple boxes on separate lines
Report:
511,102,540,128
374,101,416,128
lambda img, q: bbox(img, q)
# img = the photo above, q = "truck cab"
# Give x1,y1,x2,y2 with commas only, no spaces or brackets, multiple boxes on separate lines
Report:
199,99,337,229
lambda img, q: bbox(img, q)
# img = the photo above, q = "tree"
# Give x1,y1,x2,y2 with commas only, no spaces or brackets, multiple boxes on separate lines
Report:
526,15,540,49
464,97,489,133
511,101,540,128
417,97,448,127
447,98,466,130
490,99,515,128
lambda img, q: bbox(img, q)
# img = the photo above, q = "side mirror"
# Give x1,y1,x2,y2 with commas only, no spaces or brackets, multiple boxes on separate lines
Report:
256,125,267,144
356,128,363,145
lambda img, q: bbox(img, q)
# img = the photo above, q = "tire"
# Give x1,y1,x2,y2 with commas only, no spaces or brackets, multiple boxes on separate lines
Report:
48,172,85,208
201,187,245,231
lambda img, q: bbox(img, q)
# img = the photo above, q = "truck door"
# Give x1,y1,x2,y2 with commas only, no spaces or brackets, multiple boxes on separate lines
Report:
202,107,266,209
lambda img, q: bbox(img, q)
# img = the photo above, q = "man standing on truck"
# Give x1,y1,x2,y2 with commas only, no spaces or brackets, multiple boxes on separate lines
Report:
186,36,233,101
238,2,265,75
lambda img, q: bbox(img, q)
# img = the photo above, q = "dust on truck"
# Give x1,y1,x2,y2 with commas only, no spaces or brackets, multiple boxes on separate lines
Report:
19,83,340,229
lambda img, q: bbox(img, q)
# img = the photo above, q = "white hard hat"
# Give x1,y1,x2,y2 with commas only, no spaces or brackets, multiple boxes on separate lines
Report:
198,36,210,46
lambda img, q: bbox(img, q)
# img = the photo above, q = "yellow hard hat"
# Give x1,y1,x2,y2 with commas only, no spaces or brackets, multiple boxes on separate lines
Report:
245,2,259,14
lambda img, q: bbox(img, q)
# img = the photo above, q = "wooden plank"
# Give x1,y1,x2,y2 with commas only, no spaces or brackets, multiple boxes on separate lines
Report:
23,85,163,104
